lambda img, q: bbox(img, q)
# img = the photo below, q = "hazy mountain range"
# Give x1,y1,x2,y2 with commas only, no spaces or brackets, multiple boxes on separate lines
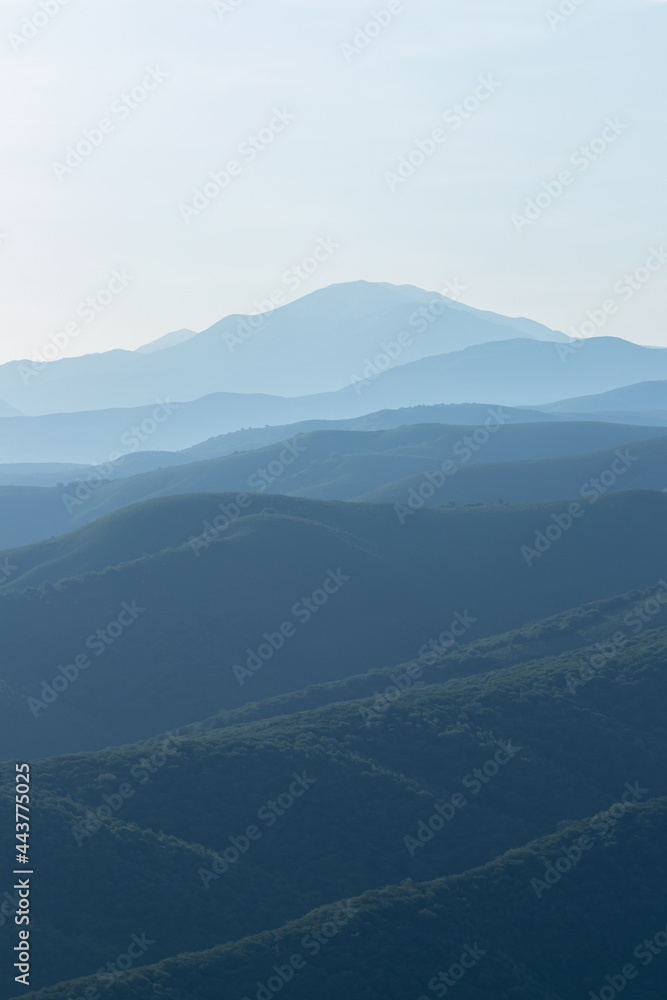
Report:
2,280,664,1000
0,282,566,415
0,420,665,549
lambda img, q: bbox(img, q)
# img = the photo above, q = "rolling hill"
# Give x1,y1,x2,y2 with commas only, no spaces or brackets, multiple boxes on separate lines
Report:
2,336,665,465
0,398,560,467
0,420,664,549
3,607,667,996
14,800,667,999
359,431,667,507
540,379,667,414
2,489,667,758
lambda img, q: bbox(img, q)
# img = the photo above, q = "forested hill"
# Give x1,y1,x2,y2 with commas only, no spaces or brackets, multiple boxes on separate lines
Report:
3,490,667,757
2,614,667,994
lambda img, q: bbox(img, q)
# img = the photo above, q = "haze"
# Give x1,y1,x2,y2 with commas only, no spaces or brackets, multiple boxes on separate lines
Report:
0,0,665,364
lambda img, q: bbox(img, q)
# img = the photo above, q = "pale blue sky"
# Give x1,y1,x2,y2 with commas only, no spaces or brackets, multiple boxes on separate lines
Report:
0,0,665,364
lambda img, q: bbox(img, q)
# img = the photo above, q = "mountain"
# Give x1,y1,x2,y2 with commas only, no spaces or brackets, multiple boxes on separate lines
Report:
3,604,667,996
335,336,667,412
0,398,21,417
548,409,667,427
3,334,666,429
0,393,310,465
0,403,556,475
14,801,666,999
178,404,558,462
2,489,667,758
0,421,664,549
359,431,667,507
134,328,197,353
2,340,666,465
0,463,96,488
0,455,194,490
0,282,565,415
191,281,567,398
0,401,558,467
539,379,667,414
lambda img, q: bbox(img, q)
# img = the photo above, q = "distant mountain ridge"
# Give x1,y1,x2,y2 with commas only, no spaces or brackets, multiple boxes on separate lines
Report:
0,397,22,417
0,281,566,415
0,420,665,549
134,328,196,353
0,400,557,467
539,379,667,413
2,336,667,464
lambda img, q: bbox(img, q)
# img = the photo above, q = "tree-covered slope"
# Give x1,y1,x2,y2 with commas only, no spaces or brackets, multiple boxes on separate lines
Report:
3,491,667,757
2,619,667,992
22,796,661,1000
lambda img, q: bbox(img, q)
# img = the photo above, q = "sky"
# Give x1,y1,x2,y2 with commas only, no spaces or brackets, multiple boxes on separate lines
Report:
0,0,665,365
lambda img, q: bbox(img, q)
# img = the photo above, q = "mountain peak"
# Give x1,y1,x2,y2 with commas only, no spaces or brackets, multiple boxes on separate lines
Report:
135,328,197,354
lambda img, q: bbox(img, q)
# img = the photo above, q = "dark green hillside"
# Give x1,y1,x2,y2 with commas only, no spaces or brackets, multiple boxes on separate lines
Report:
11,795,667,998
2,490,667,757
2,622,667,991
181,582,667,736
